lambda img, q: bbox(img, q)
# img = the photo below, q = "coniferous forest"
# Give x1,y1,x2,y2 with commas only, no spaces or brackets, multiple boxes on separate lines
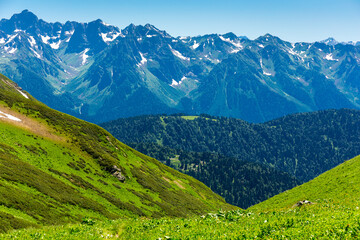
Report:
101,109,360,207
130,142,299,208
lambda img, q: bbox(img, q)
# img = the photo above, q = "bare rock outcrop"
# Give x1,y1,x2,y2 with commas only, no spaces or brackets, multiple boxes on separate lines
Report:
111,165,126,182
295,200,313,207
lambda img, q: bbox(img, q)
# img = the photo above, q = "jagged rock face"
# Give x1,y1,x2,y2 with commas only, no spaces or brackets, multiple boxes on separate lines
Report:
1,10,360,123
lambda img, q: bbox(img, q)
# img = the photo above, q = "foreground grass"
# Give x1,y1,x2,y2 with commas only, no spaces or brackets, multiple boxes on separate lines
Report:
3,201,360,239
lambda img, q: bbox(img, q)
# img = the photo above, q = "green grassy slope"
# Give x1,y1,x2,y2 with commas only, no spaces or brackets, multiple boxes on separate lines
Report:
250,154,360,212
4,154,360,239
0,73,235,233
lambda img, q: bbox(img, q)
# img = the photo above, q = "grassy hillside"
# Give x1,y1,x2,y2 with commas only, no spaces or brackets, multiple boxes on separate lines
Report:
3,155,360,239
0,74,235,233
250,153,360,212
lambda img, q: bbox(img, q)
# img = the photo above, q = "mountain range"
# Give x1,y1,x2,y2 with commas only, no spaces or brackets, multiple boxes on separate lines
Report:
2,9,360,238
1,10,360,123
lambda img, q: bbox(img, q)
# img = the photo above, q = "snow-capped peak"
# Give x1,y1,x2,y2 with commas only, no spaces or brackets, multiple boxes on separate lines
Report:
320,37,338,46
101,21,111,27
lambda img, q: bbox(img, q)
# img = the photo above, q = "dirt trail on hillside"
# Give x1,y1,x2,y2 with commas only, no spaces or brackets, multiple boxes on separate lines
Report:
0,105,65,143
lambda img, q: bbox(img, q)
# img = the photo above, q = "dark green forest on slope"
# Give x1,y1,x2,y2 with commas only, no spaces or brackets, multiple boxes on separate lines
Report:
101,110,360,182
130,142,299,208
101,110,360,207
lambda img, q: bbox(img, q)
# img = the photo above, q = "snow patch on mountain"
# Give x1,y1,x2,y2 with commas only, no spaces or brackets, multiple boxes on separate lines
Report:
9,48,17,54
5,34,18,44
41,35,50,44
101,21,111,27
287,47,297,56
324,53,339,61
170,76,188,87
137,52,147,67
171,79,179,86
16,89,29,99
219,35,242,48
65,30,75,42
169,45,190,61
64,30,73,35
287,46,305,62
30,48,41,59
0,110,21,122
263,71,272,76
50,40,61,49
260,58,273,76
81,48,90,65
230,48,241,54
191,41,200,49
101,32,121,42
28,36,36,47
5,47,17,54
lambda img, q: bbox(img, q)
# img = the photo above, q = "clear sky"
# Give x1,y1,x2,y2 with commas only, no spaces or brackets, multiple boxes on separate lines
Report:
0,0,359,43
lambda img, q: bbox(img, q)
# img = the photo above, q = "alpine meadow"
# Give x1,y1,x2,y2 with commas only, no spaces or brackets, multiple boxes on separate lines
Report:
0,4,360,239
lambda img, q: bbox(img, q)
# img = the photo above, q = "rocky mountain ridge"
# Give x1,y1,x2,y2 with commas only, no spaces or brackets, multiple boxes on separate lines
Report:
1,10,359,123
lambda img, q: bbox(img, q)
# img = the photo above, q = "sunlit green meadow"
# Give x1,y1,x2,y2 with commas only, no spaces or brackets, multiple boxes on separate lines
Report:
2,202,360,239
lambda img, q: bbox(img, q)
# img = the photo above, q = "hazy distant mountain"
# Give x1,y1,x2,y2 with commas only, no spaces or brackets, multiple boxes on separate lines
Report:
1,10,360,123
320,37,360,46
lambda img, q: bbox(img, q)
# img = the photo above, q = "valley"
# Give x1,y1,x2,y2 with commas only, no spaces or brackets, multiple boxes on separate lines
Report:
101,110,360,208
0,7,359,239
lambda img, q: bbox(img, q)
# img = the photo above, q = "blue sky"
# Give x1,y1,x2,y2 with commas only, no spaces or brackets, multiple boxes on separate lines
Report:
0,0,359,43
